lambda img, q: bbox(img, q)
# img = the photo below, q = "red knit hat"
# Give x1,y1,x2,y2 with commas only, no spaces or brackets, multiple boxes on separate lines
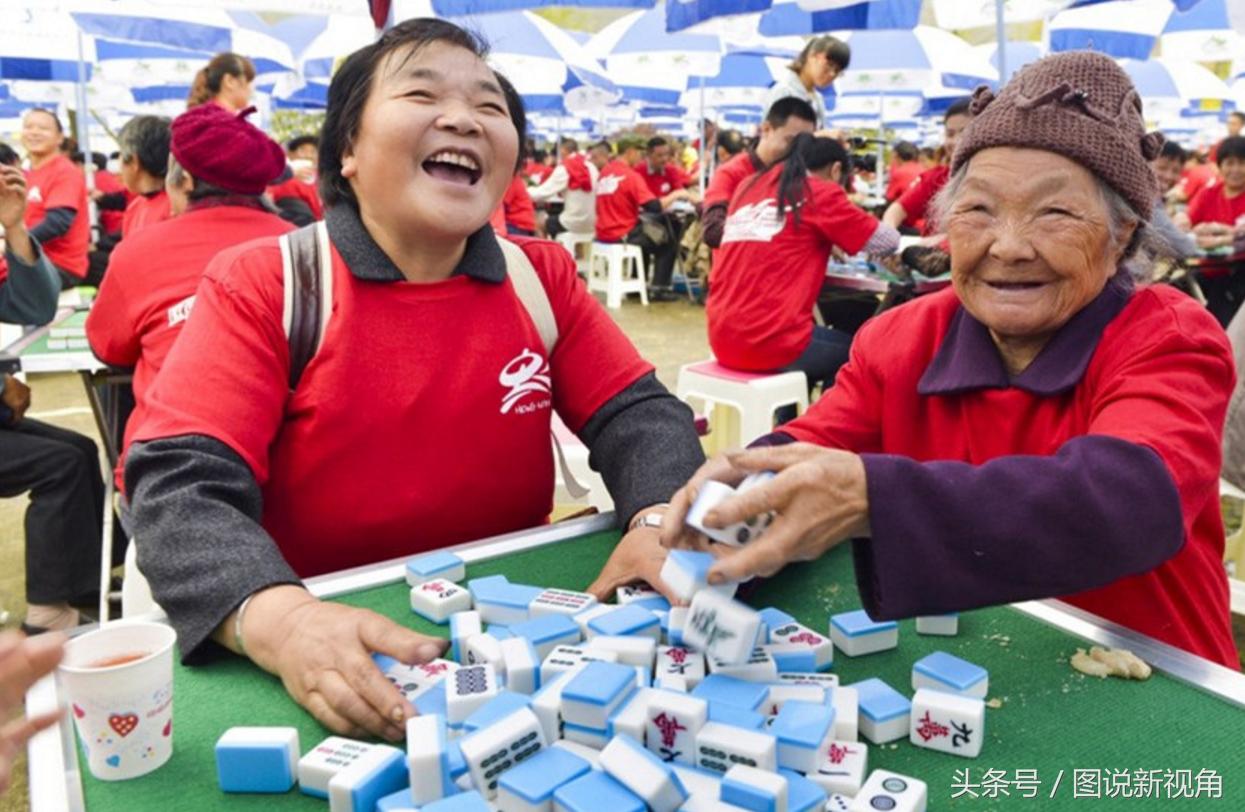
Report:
170,104,286,195
952,51,1164,221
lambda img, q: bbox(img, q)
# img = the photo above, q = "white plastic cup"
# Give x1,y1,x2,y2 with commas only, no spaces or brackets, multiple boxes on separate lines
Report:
57,621,177,781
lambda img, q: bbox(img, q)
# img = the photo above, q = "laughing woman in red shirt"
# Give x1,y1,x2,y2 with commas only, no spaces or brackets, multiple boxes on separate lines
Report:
20,109,89,287
708,134,898,399
664,53,1240,669
125,18,703,740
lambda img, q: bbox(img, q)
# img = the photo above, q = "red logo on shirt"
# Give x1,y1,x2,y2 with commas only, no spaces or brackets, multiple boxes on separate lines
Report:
499,349,551,415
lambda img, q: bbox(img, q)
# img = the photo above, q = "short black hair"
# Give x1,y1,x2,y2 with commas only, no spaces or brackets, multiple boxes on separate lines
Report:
1158,140,1185,163
646,136,669,152
494,70,528,168
589,140,611,154
319,17,525,208
559,137,578,152
1230,111,1245,124
793,35,850,72
765,96,817,129
717,129,744,156
945,98,972,121
90,151,108,171
0,143,18,167
287,134,319,153
531,148,547,163
893,141,918,162
117,115,171,178
1217,135,1245,165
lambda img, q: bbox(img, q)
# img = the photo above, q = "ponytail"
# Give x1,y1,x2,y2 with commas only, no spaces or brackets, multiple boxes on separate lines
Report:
186,52,257,108
777,134,851,228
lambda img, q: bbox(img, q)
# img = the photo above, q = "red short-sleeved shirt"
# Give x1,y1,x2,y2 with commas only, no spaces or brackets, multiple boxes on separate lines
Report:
708,165,879,371
595,160,656,242
503,175,537,233
885,161,922,202
524,160,553,185
94,169,127,235
131,231,653,577
24,154,89,277
704,152,762,210
636,161,691,198
1186,183,1245,227
1181,164,1218,202
121,190,172,237
783,285,1238,667
897,165,950,234
88,203,293,489
267,175,324,221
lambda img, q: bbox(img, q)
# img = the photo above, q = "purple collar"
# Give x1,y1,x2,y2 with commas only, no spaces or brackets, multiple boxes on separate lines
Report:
918,271,1134,397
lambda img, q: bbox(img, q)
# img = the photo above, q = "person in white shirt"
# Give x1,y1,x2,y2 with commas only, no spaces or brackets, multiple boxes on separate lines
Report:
528,137,598,237
761,36,851,129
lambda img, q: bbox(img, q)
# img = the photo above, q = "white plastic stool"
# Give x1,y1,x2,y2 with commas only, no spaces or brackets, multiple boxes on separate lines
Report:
121,540,163,619
589,242,648,309
676,359,808,452
556,232,595,274
552,414,613,512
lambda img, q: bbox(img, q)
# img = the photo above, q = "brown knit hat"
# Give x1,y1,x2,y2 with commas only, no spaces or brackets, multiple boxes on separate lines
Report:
951,50,1164,221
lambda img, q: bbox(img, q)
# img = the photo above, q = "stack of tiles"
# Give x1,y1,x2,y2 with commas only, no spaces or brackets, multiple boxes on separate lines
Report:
511,614,583,659
849,770,927,812
851,679,911,745
808,741,868,797
406,714,456,805
909,688,985,758
684,591,763,665
645,690,708,764
406,552,466,586
911,651,988,699
215,727,300,793
560,661,637,746
769,700,835,773
457,708,546,799
540,645,618,683
764,622,832,672
721,764,788,812
600,734,690,812
497,746,593,812
529,588,598,618
554,770,646,812
660,550,737,602
828,610,898,658
410,578,472,624
324,742,408,812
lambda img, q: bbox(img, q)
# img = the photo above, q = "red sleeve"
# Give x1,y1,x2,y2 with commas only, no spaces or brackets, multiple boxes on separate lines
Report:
807,181,881,255
781,314,887,452
131,241,291,484
85,240,142,367
704,158,749,208
897,170,938,224
43,160,84,211
671,164,693,189
629,171,657,208
515,239,654,433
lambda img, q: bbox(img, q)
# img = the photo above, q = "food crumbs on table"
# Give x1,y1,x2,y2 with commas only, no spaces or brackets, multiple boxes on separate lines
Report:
1069,646,1152,680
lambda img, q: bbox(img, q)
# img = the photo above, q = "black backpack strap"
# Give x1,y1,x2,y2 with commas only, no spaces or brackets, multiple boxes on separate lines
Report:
279,222,331,391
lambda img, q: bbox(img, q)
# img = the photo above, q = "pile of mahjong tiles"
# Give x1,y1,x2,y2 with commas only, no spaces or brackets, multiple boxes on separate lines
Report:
214,549,991,812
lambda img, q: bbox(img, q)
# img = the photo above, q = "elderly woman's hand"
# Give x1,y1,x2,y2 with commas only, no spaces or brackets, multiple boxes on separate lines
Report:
1192,221,1235,249
587,523,701,606
239,586,447,742
661,443,870,583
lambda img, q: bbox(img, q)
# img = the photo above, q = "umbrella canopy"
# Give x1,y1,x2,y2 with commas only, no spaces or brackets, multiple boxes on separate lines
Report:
1160,0,1241,61
588,8,723,106
1121,56,1234,118
758,0,919,37
430,0,653,16
1047,0,1176,59
972,41,1046,83
0,8,94,82
831,26,996,93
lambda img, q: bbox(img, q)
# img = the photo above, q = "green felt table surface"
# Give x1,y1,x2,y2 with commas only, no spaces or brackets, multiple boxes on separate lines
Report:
79,529,1245,811
20,310,88,356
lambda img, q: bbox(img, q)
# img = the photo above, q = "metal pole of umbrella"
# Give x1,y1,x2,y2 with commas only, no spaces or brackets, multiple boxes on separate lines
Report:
876,92,885,201
995,0,1008,85
698,74,707,197
75,30,93,195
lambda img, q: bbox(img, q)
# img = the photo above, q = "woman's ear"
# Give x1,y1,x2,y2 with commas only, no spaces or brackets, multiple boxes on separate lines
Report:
340,144,358,180
830,162,843,184
1114,221,1138,263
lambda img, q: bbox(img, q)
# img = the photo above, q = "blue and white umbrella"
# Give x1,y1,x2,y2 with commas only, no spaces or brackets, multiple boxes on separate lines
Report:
1047,0,1176,59
1160,0,1241,61
430,0,653,16
830,26,996,94
1120,57,1233,117
588,8,723,106
677,52,787,112
758,0,920,37
930,0,1066,31
1,8,94,82
972,41,1045,83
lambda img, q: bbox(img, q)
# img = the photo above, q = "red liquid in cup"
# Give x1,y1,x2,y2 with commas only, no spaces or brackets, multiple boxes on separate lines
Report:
87,652,150,668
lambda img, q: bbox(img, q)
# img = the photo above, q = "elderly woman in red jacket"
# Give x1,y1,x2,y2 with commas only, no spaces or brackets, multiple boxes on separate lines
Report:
663,52,1239,669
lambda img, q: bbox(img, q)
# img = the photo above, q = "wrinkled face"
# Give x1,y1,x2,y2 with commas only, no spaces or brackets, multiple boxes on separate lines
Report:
945,147,1130,347
1220,155,1245,193
21,111,60,158
648,144,671,173
1151,155,1182,193
341,41,518,242
943,113,969,160
757,115,816,164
